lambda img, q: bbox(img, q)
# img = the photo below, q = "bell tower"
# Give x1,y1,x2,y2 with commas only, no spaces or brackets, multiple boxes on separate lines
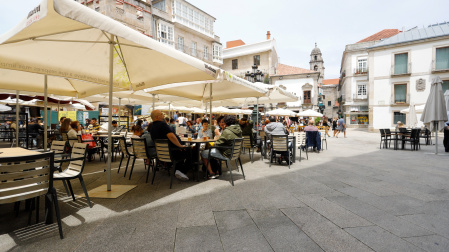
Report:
309,42,324,84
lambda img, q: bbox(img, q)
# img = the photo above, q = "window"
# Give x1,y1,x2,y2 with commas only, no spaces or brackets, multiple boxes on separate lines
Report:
394,53,408,74
436,47,449,70
350,115,369,125
357,84,367,98
394,112,406,125
213,44,221,61
254,55,260,66
191,42,197,57
314,65,318,71
314,55,317,61
153,0,166,11
442,80,449,94
232,59,238,70
357,58,367,73
157,21,174,46
394,84,407,103
173,0,214,37
328,101,331,106
303,91,311,103
178,36,184,52
203,46,209,60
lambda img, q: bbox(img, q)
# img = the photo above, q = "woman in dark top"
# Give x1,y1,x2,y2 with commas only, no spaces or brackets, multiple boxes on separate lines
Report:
323,117,331,137
332,117,338,137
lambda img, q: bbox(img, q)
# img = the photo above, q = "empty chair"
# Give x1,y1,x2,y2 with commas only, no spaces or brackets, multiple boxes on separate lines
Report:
318,130,327,150
0,152,63,239
293,131,308,161
53,143,92,208
117,136,135,176
242,135,256,163
269,134,292,169
259,130,267,160
204,138,245,186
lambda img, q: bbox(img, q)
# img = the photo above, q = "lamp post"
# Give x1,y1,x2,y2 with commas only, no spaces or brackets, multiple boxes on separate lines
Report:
245,65,265,132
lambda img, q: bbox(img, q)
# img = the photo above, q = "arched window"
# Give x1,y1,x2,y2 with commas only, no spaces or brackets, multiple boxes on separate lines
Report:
314,65,318,71
314,55,317,61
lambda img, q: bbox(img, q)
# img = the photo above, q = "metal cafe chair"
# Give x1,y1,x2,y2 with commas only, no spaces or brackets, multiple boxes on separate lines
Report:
129,138,156,183
204,138,245,186
269,134,292,169
154,139,186,189
0,152,64,239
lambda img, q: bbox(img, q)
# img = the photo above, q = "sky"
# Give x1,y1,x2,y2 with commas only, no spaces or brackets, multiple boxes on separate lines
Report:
1,0,448,79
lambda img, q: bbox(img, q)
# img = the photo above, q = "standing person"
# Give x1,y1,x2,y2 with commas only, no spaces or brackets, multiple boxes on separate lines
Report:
173,111,179,123
332,117,338,137
149,110,191,181
201,115,242,179
177,113,186,126
323,117,331,137
336,116,346,138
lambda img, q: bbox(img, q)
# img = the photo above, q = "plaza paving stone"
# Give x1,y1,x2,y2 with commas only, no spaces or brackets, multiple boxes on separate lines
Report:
1,128,448,251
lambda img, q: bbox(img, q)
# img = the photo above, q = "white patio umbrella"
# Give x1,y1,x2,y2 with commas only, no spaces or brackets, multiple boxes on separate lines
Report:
0,104,12,112
445,90,449,120
400,104,425,114
406,103,418,128
0,0,219,192
297,109,324,117
213,106,234,114
266,108,297,117
420,76,448,154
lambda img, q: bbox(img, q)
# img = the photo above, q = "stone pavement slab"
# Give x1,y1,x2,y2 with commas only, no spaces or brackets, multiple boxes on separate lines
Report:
248,209,323,252
344,226,425,252
214,210,273,252
405,235,449,252
174,225,223,252
281,207,374,252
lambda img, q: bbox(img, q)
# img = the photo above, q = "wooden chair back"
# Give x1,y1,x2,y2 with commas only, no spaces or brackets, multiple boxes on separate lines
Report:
259,130,266,138
271,134,289,152
230,138,243,161
0,152,54,204
119,137,130,157
155,139,172,163
132,138,148,159
67,143,88,174
51,140,67,154
242,135,252,148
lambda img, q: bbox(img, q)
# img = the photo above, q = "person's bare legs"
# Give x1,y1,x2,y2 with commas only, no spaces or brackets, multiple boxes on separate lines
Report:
336,130,340,138
201,157,214,175
344,130,347,138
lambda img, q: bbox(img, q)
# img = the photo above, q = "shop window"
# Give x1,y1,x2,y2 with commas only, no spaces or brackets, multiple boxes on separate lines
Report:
394,112,406,125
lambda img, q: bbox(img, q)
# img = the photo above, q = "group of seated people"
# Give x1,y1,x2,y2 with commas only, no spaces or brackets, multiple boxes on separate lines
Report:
129,110,243,180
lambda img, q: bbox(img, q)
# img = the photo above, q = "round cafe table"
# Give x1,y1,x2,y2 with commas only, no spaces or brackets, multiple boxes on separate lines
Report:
180,137,216,181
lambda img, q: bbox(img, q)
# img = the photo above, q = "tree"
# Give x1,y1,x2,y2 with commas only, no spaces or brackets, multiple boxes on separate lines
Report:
263,74,270,84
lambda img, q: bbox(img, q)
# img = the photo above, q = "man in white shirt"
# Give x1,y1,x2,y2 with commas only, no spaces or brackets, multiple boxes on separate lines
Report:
177,114,186,126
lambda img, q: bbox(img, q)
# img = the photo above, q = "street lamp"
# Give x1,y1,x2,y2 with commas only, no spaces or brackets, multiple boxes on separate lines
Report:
245,64,264,83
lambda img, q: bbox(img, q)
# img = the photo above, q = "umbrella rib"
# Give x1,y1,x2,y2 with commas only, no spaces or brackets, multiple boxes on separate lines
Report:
114,37,133,88
32,38,109,44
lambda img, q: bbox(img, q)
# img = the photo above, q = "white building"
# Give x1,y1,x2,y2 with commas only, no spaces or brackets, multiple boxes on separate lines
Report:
222,32,278,78
271,63,319,111
368,23,449,130
339,29,401,127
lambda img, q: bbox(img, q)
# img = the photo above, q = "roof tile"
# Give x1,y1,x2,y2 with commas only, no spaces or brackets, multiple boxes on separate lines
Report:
357,29,401,43
226,40,245,49
274,63,316,76
322,78,339,85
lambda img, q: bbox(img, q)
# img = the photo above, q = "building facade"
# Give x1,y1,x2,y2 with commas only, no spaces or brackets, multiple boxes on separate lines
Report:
321,79,339,118
222,32,278,78
75,0,223,66
339,29,401,128
270,63,319,111
367,23,449,131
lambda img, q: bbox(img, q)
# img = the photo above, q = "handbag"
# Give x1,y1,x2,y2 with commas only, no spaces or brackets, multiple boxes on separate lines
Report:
81,134,97,149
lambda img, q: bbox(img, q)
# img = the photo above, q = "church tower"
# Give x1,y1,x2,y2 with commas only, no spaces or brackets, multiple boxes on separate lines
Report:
309,43,324,84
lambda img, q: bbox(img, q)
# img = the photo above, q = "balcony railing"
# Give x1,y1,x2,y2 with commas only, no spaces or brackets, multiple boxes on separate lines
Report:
353,94,368,100
390,93,410,105
158,38,174,46
354,68,368,75
391,62,412,76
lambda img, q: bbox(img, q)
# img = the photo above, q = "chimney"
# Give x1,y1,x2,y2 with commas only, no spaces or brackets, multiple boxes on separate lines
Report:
266,31,271,40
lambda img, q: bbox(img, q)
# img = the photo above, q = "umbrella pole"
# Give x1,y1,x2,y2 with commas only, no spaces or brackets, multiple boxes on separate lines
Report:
152,94,155,111
118,98,121,128
16,90,19,147
169,103,171,119
43,75,48,151
256,97,259,136
106,36,114,191
435,121,438,154
209,83,212,123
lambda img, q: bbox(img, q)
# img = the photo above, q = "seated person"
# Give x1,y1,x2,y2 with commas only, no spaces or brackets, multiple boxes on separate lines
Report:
198,119,213,139
149,110,190,181
264,117,288,136
195,118,203,132
214,116,225,138
131,124,156,159
88,118,100,132
304,121,318,132
186,120,197,136
201,115,242,179
169,118,177,133
111,120,119,132
68,120,82,139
